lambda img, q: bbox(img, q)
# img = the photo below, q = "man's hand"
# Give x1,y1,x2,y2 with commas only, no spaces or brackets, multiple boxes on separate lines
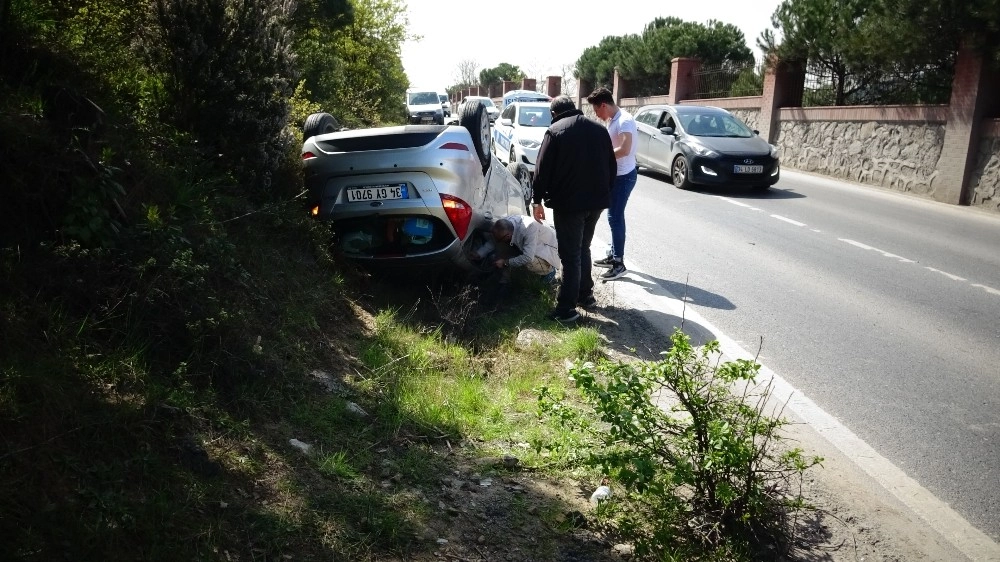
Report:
532,204,545,223
492,258,506,269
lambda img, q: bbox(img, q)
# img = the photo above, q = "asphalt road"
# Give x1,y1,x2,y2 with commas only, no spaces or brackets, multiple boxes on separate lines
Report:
592,168,1000,542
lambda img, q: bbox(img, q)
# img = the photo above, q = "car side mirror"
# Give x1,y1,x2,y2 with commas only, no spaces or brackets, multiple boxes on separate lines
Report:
753,129,760,135
499,118,512,127
659,126,675,136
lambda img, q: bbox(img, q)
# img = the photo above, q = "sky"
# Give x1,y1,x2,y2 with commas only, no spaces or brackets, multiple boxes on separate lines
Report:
400,0,785,92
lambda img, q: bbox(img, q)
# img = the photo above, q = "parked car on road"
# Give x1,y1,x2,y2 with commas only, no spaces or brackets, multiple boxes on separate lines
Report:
439,93,451,117
633,104,780,190
460,96,499,122
406,89,445,124
301,102,531,273
492,101,552,173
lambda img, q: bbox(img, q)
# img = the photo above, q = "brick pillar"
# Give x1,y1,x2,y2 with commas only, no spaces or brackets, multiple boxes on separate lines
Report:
758,57,805,143
612,67,629,103
521,78,537,92
502,80,515,94
666,58,701,105
485,83,496,98
577,78,593,112
935,40,996,205
546,75,562,97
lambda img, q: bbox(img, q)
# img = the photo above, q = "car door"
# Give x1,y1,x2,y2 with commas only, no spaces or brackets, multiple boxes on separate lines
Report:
492,103,517,162
647,109,679,173
633,109,661,167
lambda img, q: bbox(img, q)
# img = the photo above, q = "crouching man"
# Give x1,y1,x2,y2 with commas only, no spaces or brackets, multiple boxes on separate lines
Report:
470,215,559,286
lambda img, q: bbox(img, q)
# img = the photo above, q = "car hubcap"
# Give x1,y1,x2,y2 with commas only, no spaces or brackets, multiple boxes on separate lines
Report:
673,160,686,185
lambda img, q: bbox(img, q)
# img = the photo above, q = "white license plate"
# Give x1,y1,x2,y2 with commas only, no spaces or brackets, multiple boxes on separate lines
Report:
733,165,764,174
346,183,408,202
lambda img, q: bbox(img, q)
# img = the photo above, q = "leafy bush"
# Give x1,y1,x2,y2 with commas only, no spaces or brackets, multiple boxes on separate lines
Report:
538,329,822,558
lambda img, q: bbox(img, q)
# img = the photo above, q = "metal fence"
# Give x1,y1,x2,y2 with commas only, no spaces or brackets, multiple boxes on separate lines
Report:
691,61,764,99
802,58,954,107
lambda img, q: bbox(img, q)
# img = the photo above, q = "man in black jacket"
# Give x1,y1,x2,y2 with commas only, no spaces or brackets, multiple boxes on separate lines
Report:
531,95,616,323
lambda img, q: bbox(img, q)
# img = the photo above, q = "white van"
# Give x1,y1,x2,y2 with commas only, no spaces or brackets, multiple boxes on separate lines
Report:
406,89,444,124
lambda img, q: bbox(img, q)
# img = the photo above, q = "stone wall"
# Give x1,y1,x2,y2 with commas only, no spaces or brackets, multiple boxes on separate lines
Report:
729,109,761,133
969,122,1000,211
776,121,946,196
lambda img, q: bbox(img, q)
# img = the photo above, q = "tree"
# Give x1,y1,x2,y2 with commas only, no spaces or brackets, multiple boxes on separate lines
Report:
453,58,478,88
478,62,525,89
759,0,965,105
575,18,754,97
323,0,412,126
147,0,298,188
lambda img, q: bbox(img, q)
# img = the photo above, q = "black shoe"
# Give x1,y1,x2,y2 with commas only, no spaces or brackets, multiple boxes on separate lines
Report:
578,294,597,309
593,255,615,268
600,261,627,281
548,308,580,323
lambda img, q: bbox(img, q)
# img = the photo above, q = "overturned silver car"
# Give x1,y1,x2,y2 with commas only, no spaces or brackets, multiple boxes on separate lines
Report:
302,103,533,273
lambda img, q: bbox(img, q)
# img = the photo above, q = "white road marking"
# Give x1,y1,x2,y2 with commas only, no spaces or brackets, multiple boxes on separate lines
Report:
839,238,916,263
972,283,1000,297
926,267,967,282
719,197,762,211
811,229,822,233
596,239,1000,561
771,214,806,227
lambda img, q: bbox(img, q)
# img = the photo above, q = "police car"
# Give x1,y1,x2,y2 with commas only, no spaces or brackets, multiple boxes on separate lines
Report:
491,101,552,173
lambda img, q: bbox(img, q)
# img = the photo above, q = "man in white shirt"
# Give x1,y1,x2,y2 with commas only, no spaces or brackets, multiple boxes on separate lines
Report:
588,87,638,281
471,215,559,286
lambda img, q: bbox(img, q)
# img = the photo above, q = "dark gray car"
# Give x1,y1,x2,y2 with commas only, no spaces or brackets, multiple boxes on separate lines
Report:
634,104,780,190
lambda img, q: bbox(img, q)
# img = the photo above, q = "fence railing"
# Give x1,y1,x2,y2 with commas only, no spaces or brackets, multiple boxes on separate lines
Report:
802,57,954,107
692,61,764,99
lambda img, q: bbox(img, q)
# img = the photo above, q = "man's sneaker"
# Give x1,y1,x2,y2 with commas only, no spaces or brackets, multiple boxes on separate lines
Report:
593,255,615,268
578,294,598,309
548,308,580,324
601,261,627,281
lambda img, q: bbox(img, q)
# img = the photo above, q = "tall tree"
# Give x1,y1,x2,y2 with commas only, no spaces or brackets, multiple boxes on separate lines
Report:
325,0,412,126
452,58,478,89
575,19,753,97
478,62,525,89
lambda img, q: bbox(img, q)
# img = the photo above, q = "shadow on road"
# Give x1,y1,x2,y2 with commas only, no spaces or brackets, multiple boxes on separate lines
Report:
639,169,806,200
610,269,736,311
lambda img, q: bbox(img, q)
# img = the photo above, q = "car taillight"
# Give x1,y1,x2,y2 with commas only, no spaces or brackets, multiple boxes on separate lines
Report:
440,194,472,240
302,151,316,160
439,142,469,151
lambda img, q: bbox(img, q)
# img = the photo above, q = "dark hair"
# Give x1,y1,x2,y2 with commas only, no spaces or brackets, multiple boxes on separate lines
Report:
491,218,514,237
549,95,576,118
586,87,614,106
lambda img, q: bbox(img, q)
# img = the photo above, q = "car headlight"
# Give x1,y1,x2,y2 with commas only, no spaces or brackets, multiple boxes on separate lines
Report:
769,144,779,159
518,138,540,149
688,141,719,158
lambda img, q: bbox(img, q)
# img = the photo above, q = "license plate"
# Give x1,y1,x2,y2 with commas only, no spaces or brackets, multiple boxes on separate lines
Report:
346,183,408,202
733,165,763,174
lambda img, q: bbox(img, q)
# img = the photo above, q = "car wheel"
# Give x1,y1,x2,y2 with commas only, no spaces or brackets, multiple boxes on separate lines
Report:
303,112,339,140
507,162,533,214
459,101,491,173
671,156,692,190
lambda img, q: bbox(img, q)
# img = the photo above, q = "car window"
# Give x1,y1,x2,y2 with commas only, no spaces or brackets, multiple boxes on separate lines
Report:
502,104,515,120
408,92,439,105
719,114,754,138
636,110,657,126
517,107,551,127
659,114,675,129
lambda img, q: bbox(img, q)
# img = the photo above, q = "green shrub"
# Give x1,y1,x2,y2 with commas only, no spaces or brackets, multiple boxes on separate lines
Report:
538,329,822,559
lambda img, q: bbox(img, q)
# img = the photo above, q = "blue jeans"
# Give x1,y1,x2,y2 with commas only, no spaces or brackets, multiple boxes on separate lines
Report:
608,167,637,260
552,208,602,313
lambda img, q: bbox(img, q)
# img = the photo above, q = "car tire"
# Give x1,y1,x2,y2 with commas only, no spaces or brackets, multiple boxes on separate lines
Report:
507,162,533,214
303,112,339,140
671,155,693,190
459,101,491,173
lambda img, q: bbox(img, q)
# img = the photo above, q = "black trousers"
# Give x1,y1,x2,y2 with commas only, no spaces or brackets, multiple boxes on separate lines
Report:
552,208,602,313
